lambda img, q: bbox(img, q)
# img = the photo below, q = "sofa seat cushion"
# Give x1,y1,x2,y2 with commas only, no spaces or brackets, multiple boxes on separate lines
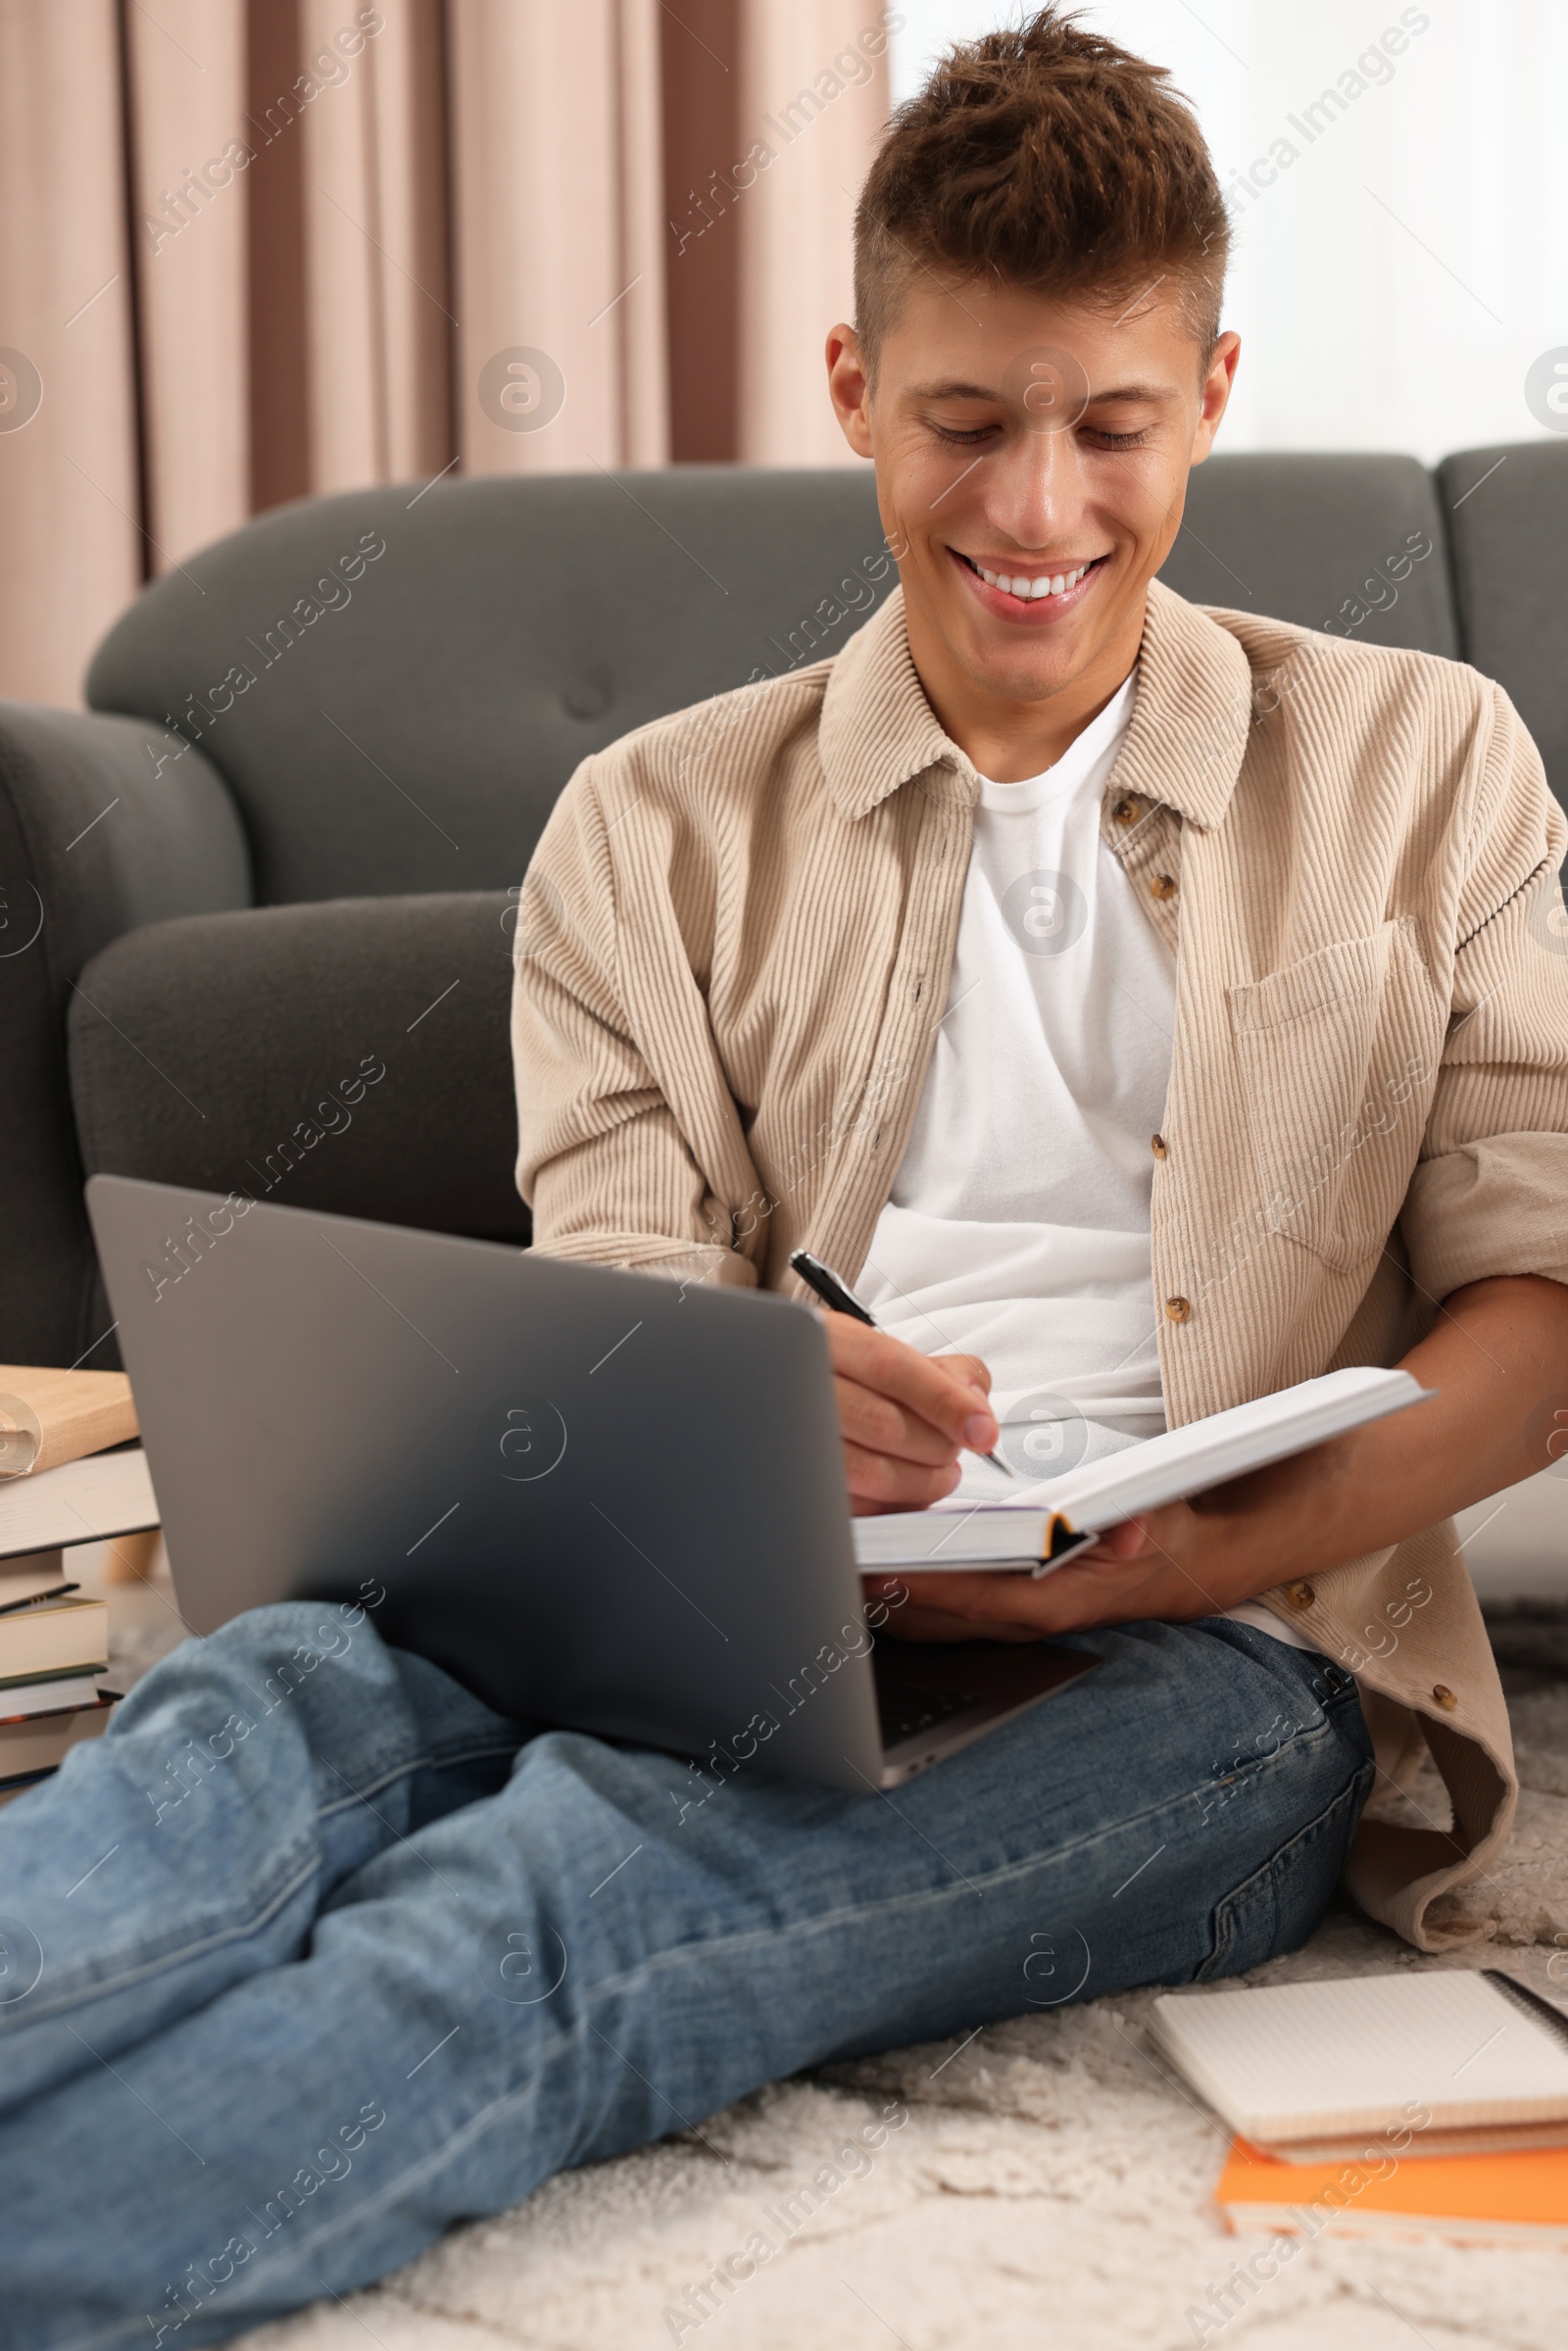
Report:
69,892,527,1244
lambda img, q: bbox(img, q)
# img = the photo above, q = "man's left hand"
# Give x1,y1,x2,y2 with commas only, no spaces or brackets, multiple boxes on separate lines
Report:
863,1498,1256,1642
866,1273,1568,1645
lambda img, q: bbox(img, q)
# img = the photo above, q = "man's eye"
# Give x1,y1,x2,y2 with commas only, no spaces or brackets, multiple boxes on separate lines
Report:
930,423,998,447
1082,426,1153,450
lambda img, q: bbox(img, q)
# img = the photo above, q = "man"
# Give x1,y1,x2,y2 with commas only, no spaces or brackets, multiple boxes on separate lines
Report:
2,12,1566,2344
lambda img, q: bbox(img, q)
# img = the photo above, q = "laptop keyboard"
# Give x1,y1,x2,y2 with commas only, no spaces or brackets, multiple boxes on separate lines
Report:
877,1681,980,1749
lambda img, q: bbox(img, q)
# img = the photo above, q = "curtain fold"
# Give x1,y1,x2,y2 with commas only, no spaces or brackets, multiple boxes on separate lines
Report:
736,1,891,465
124,0,251,571
448,0,669,474
0,0,890,707
299,0,452,491
0,0,142,706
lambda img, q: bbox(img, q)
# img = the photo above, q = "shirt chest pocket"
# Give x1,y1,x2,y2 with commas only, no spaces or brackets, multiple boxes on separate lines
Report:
1226,920,1443,1272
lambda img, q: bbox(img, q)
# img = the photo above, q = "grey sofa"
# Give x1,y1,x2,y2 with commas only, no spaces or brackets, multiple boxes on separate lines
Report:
3,446,1565,1370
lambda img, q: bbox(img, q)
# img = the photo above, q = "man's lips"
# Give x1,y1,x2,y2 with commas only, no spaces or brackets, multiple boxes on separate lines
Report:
951,548,1109,622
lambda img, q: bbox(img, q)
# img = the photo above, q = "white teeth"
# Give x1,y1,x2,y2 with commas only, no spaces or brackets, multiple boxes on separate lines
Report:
973,560,1092,600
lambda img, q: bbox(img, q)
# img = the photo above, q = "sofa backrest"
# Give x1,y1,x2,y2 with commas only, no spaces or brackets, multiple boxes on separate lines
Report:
1159,451,1457,657
1439,442,1568,810
85,468,892,905
85,446,1563,911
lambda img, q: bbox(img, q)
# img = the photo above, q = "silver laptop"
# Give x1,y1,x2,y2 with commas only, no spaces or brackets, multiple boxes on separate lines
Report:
86,1177,1098,1789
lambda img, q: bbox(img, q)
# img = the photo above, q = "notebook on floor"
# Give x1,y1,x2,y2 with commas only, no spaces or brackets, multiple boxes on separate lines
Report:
1216,2135,1568,2247
1150,1969,1568,2161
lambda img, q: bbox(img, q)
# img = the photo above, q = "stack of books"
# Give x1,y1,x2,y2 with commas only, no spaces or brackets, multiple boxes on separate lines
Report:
1150,1969,1568,2248
0,1365,140,1796
0,1566,117,1792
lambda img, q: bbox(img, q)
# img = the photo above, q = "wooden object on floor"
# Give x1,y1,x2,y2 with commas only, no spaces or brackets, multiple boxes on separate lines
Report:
104,1527,162,1584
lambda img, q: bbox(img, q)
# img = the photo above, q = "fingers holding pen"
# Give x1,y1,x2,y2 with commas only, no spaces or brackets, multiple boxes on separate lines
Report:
823,1317,1000,1449
819,1314,1000,1515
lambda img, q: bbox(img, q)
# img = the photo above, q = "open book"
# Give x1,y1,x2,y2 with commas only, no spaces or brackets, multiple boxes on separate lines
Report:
852,1366,1433,1573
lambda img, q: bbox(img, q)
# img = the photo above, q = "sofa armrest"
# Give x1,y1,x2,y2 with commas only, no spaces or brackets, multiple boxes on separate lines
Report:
0,704,252,1365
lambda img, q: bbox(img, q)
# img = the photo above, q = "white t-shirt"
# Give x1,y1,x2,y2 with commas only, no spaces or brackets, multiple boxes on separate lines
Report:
858,669,1309,1648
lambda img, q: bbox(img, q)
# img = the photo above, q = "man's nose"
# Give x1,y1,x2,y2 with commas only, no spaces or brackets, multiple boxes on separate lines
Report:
983,422,1083,552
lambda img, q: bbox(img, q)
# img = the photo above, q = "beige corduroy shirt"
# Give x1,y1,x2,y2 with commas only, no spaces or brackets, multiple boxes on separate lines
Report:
512,578,1568,1952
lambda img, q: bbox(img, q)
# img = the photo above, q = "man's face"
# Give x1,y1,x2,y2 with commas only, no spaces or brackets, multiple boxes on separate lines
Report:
828,276,1239,724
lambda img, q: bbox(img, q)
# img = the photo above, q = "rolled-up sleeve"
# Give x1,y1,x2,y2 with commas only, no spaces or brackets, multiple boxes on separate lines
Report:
511,756,757,1291
1401,682,1568,1299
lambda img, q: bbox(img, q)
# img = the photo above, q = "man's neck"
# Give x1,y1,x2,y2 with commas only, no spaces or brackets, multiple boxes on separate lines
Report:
903,589,1146,784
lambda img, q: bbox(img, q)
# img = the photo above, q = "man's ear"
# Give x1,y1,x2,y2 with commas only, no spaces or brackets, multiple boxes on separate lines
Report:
826,324,875,460
1190,330,1241,467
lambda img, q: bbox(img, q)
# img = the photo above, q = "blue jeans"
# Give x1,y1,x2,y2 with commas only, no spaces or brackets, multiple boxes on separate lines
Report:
0,1604,1372,2349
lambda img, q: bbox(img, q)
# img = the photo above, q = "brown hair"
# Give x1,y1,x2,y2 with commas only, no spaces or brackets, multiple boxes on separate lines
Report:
854,6,1228,371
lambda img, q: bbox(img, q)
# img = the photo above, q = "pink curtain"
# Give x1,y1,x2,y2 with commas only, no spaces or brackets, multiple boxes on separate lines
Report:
736,4,892,465
0,0,143,707
0,0,891,707
297,0,454,489
124,0,252,572
449,0,670,475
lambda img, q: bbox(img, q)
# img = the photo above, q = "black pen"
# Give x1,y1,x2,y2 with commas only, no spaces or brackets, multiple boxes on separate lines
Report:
789,1247,1017,1480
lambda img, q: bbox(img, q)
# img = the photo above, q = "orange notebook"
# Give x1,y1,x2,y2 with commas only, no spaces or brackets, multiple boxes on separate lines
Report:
1217,2133,1568,2246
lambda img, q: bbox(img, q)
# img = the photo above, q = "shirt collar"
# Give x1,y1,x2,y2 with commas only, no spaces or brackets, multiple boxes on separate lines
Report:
817,576,1255,833
817,584,967,819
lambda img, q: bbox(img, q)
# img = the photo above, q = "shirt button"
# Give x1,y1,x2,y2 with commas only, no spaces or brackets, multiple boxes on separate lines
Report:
1150,873,1178,902
1286,1580,1315,1609
1112,797,1139,825
1432,1684,1457,1711
1151,1132,1167,1159
1163,1296,1192,1323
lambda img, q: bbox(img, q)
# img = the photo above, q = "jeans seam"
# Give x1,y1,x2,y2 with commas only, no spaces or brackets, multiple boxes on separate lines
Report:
580,1711,1365,2001
1195,1694,1362,1803
12,1741,527,2030
1198,1751,1374,1982
0,1850,322,2034
314,1739,523,1823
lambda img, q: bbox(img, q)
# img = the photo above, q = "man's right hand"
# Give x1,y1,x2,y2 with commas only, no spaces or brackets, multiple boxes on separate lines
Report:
819,1313,999,1515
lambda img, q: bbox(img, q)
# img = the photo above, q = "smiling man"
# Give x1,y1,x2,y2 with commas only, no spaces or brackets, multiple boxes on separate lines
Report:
5,11,1568,2344
515,10,1568,1916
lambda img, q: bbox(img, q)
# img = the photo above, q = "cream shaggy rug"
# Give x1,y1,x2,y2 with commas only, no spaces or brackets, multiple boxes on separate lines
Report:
101,1574,1568,2350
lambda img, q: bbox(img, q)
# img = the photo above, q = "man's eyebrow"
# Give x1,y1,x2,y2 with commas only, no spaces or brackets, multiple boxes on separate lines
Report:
906,377,1182,405
1083,381,1183,404
906,378,1002,402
